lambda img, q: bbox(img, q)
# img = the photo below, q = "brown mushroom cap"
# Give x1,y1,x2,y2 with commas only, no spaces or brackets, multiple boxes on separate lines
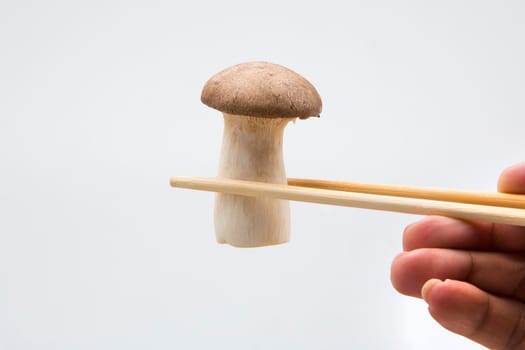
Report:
201,61,322,119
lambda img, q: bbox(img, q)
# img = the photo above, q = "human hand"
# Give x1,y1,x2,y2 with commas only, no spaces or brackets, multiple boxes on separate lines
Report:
391,163,525,349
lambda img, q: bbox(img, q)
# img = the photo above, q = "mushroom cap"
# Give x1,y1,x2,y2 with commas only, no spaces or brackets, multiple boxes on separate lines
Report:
201,61,322,119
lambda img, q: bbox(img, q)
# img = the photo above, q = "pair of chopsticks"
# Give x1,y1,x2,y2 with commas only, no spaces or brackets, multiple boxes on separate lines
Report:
169,176,525,226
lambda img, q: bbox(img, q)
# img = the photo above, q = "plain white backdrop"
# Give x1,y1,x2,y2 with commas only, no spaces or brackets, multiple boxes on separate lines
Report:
1,1,524,349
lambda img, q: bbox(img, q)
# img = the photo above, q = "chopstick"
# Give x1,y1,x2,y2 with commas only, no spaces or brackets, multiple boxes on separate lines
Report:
288,178,525,209
169,176,525,227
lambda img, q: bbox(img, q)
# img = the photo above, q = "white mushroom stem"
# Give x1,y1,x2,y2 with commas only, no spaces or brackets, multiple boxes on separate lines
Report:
215,113,294,247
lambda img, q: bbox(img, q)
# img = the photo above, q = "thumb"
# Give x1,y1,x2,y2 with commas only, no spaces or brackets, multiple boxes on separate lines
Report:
422,279,525,349
498,162,525,194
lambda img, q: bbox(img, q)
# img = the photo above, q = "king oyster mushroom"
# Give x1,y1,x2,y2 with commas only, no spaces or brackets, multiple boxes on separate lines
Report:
201,61,322,247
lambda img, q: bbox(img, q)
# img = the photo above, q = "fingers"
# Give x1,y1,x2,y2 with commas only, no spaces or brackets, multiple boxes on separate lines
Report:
422,279,525,350
391,248,470,297
498,162,525,194
403,216,525,252
394,163,525,348
391,248,525,300
403,216,493,251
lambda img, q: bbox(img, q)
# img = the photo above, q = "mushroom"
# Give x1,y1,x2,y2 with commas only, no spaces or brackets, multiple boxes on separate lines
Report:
201,62,322,247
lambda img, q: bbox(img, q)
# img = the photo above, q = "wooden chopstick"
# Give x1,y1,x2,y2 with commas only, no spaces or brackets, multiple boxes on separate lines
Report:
169,176,525,227
288,178,525,210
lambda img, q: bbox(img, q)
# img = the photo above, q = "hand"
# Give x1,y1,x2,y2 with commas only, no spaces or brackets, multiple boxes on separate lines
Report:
391,163,525,349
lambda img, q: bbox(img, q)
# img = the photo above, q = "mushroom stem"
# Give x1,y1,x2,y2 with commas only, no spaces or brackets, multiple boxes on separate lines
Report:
215,113,294,247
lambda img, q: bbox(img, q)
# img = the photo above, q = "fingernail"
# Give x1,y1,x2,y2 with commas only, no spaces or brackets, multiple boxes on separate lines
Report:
421,278,442,304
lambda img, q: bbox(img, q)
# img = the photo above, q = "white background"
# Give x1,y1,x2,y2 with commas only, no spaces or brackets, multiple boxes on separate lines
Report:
1,1,524,349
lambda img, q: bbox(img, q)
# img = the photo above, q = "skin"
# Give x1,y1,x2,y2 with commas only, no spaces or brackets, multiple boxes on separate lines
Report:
391,162,525,349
